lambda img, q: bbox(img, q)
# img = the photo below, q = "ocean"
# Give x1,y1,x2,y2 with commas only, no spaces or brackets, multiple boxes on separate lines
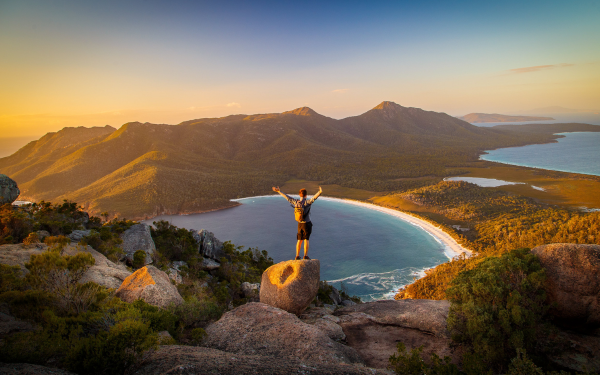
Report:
481,132,600,176
143,196,451,301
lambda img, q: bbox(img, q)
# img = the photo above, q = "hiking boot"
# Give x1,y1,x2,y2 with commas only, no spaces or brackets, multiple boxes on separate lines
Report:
303,255,310,260
295,256,301,260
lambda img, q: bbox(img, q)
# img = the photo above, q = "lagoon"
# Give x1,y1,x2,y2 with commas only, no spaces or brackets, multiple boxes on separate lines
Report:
481,132,600,177
144,196,452,301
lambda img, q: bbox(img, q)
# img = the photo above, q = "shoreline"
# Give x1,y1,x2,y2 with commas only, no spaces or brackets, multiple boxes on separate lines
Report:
232,194,471,258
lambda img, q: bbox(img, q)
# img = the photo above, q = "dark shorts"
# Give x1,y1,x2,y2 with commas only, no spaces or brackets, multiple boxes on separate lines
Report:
297,222,313,240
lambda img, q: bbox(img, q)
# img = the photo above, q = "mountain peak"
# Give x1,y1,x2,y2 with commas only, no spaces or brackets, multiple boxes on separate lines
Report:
373,101,403,111
283,107,318,116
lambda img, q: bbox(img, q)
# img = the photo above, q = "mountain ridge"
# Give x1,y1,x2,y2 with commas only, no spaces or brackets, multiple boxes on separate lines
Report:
0,102,557,219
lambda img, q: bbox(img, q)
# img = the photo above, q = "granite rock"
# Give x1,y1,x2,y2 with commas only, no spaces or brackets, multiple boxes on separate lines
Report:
0,174,20,205
203,302,364,365
115,265,184,308
532,243,600,329
119,223,155,265
260,259,320,315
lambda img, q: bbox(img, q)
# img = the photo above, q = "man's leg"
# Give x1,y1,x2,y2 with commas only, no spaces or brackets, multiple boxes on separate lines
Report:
303,240,309,257
296,240,302,259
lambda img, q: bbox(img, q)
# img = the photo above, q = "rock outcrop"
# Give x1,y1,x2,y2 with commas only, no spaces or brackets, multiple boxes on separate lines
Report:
241,282,259,299
119,224,155,265
0,174,20,205
193,229,224,260
203,302,364,365
115,265,184,308
532,243,600,329
300,307,346,341
132,345,388,375
260,259,320,315
63,245,131,289
201,257,220,270
334,299,459,369
0,243,130,289
67,229,92,242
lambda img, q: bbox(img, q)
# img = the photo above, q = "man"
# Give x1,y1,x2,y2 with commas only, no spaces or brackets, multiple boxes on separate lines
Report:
272,186,322,260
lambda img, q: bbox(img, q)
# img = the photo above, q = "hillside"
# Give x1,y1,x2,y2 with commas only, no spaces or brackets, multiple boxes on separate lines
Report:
458,113,554,123
0,102,556,219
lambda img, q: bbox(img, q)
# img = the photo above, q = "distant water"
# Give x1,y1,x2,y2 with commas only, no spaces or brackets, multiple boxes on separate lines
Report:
444,177,545,191
481,132,600,176
144,196,449,301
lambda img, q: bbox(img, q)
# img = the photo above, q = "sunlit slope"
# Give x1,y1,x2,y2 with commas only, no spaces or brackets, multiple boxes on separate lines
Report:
0,102,558,219
0,125,116,184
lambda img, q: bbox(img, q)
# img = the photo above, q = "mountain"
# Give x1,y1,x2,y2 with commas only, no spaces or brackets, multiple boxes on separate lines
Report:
459,113,554,123
0,102,555,219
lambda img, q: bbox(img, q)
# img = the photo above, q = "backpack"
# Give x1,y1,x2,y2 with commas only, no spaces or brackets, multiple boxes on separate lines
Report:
294,202,305,222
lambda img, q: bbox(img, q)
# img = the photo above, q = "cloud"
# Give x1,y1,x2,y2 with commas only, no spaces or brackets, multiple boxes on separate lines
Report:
331,89,349,93
226,102,241,108
508,63,574,74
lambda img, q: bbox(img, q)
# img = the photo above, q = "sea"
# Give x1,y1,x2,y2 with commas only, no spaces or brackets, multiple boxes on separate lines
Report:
480,132,600,176
143,196,451,302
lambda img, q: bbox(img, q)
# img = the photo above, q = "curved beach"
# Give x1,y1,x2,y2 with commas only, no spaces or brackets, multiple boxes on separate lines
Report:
233,195,471,258
320,197,471,258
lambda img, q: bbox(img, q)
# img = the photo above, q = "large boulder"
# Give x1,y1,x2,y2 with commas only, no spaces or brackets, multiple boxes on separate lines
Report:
532,243,600,329
192,229,224,260
203,302,364,365
132,345,388,375
67,229,92,242
119,224,155,265
334,299,459,369
260,259,320,315
115,265,184,308
0,243,130,289
0,174,20,205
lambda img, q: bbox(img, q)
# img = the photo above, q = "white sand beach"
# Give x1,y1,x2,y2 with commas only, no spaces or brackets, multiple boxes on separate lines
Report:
320,197,472,258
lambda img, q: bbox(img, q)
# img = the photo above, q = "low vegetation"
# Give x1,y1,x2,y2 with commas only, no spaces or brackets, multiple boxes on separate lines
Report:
390,249,589,375
395,180,600,301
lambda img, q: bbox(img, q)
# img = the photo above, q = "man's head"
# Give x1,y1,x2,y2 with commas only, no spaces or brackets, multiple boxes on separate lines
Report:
299,188,307,198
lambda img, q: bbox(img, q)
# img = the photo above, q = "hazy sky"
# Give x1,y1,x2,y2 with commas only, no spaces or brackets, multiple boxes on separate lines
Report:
1,0,599,137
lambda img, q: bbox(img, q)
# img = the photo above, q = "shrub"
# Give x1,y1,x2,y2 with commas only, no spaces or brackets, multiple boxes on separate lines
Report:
388,342,460,375
0,203,32,244
22,232,40,245
132,250,146,269
25,250,101,314
190,327,207,345
0,264,25,293
446,248,547,373
66,317,158,374
169,296,223,329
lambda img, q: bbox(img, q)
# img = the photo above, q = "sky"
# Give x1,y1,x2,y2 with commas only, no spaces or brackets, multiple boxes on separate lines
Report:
1,0,599,138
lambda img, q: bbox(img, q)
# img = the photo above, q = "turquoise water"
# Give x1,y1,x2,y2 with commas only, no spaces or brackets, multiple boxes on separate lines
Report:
144,196,449,301
481,132,600,176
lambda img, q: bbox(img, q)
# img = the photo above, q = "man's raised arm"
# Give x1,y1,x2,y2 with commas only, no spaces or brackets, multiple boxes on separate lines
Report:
307,186,323,204
272,186,297,204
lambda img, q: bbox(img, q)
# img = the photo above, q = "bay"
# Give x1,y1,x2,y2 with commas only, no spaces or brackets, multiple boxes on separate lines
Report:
143,196,450,301
481,132,600,176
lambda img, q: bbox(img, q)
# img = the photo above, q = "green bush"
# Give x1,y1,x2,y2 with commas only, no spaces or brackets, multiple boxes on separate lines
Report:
388,342,460,375
132,250,146,269
446,248,547,373
0,264,25,293
190,327,207,345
